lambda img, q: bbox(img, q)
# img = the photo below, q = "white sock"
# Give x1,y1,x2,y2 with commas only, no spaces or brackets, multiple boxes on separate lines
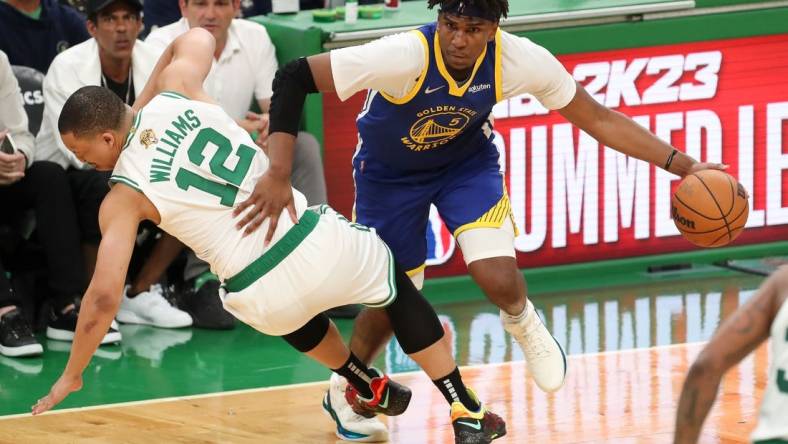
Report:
501,302,529,324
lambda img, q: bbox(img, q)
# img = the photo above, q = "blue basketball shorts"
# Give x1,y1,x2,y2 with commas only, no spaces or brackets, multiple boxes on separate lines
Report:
353,151,516,275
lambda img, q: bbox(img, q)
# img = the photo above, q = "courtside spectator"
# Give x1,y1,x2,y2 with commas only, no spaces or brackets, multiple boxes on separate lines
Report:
35,0,193,329
0,50,119,353
0,0,89,73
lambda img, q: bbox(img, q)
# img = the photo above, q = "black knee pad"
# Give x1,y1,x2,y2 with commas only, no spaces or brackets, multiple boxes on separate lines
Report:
385,263,445,354
281,313,330,353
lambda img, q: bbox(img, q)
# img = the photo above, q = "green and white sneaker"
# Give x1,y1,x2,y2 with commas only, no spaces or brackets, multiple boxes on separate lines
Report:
322,373,388,442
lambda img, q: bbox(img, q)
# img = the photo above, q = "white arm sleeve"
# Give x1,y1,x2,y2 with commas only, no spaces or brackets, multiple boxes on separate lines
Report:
330,32,426,102
251,26,277,102
41,64,83,168
500,31,576,110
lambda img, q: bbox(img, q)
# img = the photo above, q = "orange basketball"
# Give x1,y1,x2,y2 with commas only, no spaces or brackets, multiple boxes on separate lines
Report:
671,170,749,248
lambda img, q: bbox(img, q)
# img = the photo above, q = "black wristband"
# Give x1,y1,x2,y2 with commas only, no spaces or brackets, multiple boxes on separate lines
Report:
664,149,678,171
269,58,319,137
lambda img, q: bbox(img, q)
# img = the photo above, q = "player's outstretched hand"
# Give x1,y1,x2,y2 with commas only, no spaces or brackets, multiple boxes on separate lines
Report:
233,170,298,244
686,162,728,176
32,374,83,415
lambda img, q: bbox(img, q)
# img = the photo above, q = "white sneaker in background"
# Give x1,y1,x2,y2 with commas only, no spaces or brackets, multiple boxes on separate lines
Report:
502,299,567,392
322,373,389,442
117,284,192,328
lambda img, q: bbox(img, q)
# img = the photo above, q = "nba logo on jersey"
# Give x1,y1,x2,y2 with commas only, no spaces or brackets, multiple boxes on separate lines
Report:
425,205,456,266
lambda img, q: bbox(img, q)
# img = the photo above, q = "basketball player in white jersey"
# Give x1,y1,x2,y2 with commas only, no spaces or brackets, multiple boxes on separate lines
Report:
674,266,788,443
31,29,507,443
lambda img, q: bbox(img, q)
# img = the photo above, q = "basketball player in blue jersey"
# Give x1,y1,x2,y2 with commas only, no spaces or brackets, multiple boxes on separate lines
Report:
234,0,725,440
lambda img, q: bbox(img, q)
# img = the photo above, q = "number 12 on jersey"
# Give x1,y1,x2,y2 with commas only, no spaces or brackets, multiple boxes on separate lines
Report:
175,128,255,207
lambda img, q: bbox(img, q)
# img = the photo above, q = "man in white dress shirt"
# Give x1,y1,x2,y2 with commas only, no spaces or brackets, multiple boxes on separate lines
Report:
35,0,192,332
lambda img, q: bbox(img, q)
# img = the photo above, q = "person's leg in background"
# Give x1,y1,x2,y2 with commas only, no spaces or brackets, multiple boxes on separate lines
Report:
0,256,42,357
117,232,193,329
180,252,236,329
66,168,108,284
19,163,120,344
0,162,118,347
68,168,192,330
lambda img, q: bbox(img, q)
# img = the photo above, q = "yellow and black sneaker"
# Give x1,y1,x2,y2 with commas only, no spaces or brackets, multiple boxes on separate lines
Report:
450,391,506,444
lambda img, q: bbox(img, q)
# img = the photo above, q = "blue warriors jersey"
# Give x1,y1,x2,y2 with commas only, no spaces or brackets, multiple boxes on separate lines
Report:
354,22,503,183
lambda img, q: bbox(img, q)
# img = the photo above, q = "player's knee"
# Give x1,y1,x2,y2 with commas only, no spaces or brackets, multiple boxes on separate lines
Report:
281,314,330,352
471,260,520,298
386,264,444,354
26,161,66,185
487,272,518,297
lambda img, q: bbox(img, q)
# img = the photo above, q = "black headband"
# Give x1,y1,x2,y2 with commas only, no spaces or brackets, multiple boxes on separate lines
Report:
440,1,499,22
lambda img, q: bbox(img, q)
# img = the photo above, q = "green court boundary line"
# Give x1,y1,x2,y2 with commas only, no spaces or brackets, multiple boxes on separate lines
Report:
0,341,705,420
423,241,788,303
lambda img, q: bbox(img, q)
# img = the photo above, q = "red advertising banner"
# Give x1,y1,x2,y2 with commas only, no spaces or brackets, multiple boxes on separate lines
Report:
323,34,788,278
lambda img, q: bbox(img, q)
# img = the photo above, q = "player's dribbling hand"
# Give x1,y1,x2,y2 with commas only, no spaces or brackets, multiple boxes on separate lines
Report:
686,162,749,198
31,373,83,415
233,169,298,243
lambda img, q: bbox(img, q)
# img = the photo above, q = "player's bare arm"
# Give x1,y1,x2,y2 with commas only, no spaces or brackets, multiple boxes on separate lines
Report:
134,27,217,111
233,53,335,240
32,186,152,415
558,83,725,177
673,269,787,443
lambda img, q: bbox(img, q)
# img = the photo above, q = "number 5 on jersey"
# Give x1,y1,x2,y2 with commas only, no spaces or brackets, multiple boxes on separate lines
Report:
175,128,256,207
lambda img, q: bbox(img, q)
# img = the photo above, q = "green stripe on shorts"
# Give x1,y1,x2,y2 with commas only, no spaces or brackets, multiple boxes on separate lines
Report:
224,210,320,293
364,244,397,308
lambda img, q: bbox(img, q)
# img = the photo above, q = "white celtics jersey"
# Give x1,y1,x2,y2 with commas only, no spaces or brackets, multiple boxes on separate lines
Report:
111,91,308,280
752,296,788,443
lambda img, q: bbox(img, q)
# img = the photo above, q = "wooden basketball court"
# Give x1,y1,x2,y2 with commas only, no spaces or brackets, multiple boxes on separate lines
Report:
0,342,767,443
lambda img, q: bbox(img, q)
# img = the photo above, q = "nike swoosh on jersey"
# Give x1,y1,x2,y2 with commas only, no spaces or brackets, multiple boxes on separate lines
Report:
425,85,446,94
456,420,482,430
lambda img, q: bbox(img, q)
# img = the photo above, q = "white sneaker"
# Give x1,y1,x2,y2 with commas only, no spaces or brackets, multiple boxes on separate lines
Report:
117,284,192,328
502,299,567,392
322,373,388,442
